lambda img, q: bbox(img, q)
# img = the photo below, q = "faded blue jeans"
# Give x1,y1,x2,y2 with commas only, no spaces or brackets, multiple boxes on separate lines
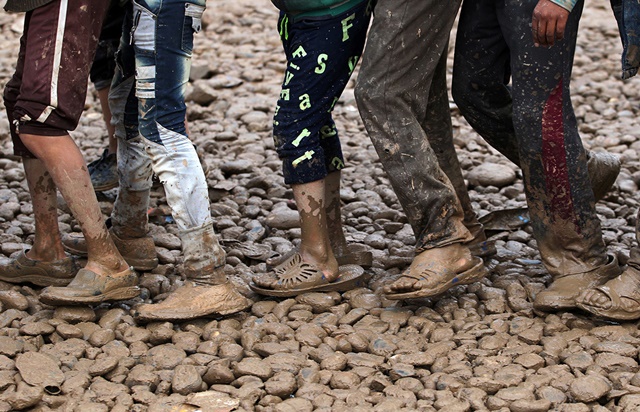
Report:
110,0,226,281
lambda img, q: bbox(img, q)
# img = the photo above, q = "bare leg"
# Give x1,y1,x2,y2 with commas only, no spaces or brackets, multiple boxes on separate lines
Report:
97,86,117,155
22,158,66,262
294,179,339,282
325,171,349,255
20,133,128,276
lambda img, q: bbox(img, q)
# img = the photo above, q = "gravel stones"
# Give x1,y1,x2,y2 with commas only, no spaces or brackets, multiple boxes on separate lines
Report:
467,163,518,188
0,0,637,410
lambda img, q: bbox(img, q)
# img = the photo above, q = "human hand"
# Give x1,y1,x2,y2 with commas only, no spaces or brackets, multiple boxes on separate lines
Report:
532,0,570,47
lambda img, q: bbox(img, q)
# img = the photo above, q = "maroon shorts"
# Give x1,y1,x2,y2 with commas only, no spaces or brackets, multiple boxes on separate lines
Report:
3,0,109,157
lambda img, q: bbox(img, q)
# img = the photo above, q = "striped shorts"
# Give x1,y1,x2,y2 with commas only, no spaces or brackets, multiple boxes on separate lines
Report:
4,0,109,157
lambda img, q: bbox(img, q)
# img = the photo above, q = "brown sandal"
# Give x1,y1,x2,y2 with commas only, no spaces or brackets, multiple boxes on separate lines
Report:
251,252,366,297
575,266,640,320
384,244,487,300
267,244,373,269
533,255,621,311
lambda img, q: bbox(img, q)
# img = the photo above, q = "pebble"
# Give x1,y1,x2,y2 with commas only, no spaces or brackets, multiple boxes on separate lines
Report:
467,163,517,188
569,375,611,403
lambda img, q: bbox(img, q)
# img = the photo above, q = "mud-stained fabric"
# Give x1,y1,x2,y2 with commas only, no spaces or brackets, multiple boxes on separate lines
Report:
424,54,484,241
273,0,371,185
4,0,109,158
5,0,54,12
110,0,211,232
452,0,608,276
355,0,472,252
90,0,127,91
108,0,229,285
610,0,640,79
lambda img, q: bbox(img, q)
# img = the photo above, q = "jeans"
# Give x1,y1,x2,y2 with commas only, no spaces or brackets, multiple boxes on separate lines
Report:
610,0,640,79
110,0,211,233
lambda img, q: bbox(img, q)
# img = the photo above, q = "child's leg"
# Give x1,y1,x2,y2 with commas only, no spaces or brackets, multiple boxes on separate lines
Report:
3,0,135,303
125,0,248,320
257,4,370,289
2,24,65,265
325,170,348,253
20,133,129,277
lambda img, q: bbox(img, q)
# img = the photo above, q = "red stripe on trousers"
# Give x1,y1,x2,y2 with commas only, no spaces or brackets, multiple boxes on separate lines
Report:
541,78,577,225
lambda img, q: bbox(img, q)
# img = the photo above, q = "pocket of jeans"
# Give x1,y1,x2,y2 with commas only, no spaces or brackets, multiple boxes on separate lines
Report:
181,2,205,54
132,3,156,55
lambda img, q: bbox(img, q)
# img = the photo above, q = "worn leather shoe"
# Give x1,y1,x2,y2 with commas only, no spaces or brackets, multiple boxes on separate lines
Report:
63,229,158,272
40,267,139,305
0,251,77,287
134,281,250,322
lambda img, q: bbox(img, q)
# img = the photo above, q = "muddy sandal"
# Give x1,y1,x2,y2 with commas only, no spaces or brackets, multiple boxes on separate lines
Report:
385,259,487,300
268,244,373,269
575,268,640,321
533,255,621,311
384,244,487,300
251,252,366,297
222,240,274,261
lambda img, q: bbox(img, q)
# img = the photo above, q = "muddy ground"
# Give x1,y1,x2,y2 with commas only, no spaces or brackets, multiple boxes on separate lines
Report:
1,0,640,411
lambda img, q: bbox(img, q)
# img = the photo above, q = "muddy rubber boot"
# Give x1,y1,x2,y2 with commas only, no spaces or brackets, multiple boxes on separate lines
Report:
533,254,622,311
134,222,250,321
587,151,620,202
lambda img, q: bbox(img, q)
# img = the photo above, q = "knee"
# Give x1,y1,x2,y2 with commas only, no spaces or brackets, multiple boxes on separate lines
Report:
354,80,387,118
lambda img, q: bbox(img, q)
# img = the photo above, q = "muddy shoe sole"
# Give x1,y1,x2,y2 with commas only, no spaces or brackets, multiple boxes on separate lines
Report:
134,281,250,321
39,267,140,305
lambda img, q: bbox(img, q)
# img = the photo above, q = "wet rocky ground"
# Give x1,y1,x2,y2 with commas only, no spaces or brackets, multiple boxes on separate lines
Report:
1,0,640,411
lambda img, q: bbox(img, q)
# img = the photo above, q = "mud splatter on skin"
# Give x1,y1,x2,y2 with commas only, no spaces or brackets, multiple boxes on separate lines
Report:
32,172,56,195
325,188,348,254
299,191,324,220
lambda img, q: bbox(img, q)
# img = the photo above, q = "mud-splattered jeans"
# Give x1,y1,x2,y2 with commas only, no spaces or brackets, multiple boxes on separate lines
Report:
355,0,473,252
452,0,608,276
109,0,211,234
